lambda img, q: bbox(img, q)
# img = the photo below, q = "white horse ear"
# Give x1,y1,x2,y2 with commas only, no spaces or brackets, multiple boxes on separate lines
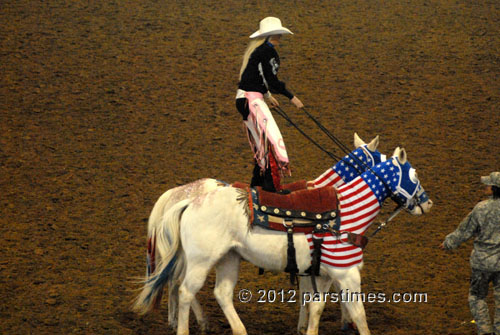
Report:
366,135,379,152
398,148,407,164
354,132,365,148
392,147,400,158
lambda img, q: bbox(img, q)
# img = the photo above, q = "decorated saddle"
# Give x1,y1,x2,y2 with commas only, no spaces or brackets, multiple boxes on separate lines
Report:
232,181,368,287
233,181,340,234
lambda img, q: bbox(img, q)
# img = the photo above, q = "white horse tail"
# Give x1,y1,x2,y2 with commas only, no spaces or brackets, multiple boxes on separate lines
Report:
133,199,190,315
145,191,172,279
147,190,173,239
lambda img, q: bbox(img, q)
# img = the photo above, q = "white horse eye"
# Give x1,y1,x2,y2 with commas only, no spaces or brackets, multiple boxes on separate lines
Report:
409,168,418,184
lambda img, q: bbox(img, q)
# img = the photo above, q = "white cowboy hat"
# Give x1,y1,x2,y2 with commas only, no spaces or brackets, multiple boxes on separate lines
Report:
249,17,293,39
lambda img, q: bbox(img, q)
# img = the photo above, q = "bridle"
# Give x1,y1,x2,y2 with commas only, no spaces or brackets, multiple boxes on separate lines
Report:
272,104,428,230
359,144,387,168
391,159,426,210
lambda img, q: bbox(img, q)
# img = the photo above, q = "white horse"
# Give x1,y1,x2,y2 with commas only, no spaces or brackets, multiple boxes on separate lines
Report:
134,147,433,335
143,133,385,330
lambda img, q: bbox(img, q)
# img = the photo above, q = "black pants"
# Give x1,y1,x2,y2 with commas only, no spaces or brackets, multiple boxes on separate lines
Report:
250,162,276,192
236,98,249,120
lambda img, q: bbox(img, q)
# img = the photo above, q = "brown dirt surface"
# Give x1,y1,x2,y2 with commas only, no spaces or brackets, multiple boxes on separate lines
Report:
1,0,499,334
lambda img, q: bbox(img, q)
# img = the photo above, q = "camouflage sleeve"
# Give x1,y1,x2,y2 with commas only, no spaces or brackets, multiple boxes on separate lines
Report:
443,209,479,249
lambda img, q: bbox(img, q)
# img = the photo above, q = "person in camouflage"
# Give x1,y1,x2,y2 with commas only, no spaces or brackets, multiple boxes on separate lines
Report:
441,171,500,335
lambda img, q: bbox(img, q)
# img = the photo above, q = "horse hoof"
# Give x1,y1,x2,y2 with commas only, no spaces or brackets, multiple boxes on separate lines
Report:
341,322,359,334
297,327,307,335
199,320,210,334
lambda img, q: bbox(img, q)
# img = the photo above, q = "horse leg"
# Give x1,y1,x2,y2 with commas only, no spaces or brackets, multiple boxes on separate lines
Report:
336,267,370,335
214,251,247,335
340,309,358,333
177,262,212,335
340,304,358,334
176,187,251,334
331,278,356,333
168,282,208,332
305,275,334,335
299,276,354,334
297,276,312,335
190,298,208,333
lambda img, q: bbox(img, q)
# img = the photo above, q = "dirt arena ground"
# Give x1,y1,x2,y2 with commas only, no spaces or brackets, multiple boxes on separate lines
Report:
1,0,499,334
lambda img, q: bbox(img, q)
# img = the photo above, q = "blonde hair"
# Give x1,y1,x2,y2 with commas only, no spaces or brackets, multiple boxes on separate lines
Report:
239,38,266,80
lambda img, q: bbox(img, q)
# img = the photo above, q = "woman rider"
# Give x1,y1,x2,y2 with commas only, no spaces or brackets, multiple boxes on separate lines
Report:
236,17,304,192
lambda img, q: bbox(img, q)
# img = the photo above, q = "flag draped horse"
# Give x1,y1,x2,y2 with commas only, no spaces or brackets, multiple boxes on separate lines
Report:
134,146,433,335
142,133,386,331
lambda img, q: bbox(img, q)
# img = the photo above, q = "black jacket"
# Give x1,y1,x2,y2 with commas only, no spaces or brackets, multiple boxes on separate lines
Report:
238,42,294,99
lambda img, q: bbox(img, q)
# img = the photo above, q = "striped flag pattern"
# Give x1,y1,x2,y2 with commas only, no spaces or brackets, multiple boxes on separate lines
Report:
313,168,344,189
312,147,373,189
305,176,381,268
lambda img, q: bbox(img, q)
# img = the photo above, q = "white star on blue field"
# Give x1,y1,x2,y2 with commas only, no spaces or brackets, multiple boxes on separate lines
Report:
362,161,399,203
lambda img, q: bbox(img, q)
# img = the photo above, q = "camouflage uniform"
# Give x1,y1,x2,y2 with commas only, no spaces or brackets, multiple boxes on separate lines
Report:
443,172,500,335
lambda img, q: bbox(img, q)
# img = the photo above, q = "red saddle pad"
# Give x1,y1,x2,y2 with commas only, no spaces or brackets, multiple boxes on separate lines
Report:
258,186,338,213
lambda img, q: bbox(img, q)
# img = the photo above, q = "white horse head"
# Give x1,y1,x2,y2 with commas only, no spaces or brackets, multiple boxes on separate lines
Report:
387,147,433,215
